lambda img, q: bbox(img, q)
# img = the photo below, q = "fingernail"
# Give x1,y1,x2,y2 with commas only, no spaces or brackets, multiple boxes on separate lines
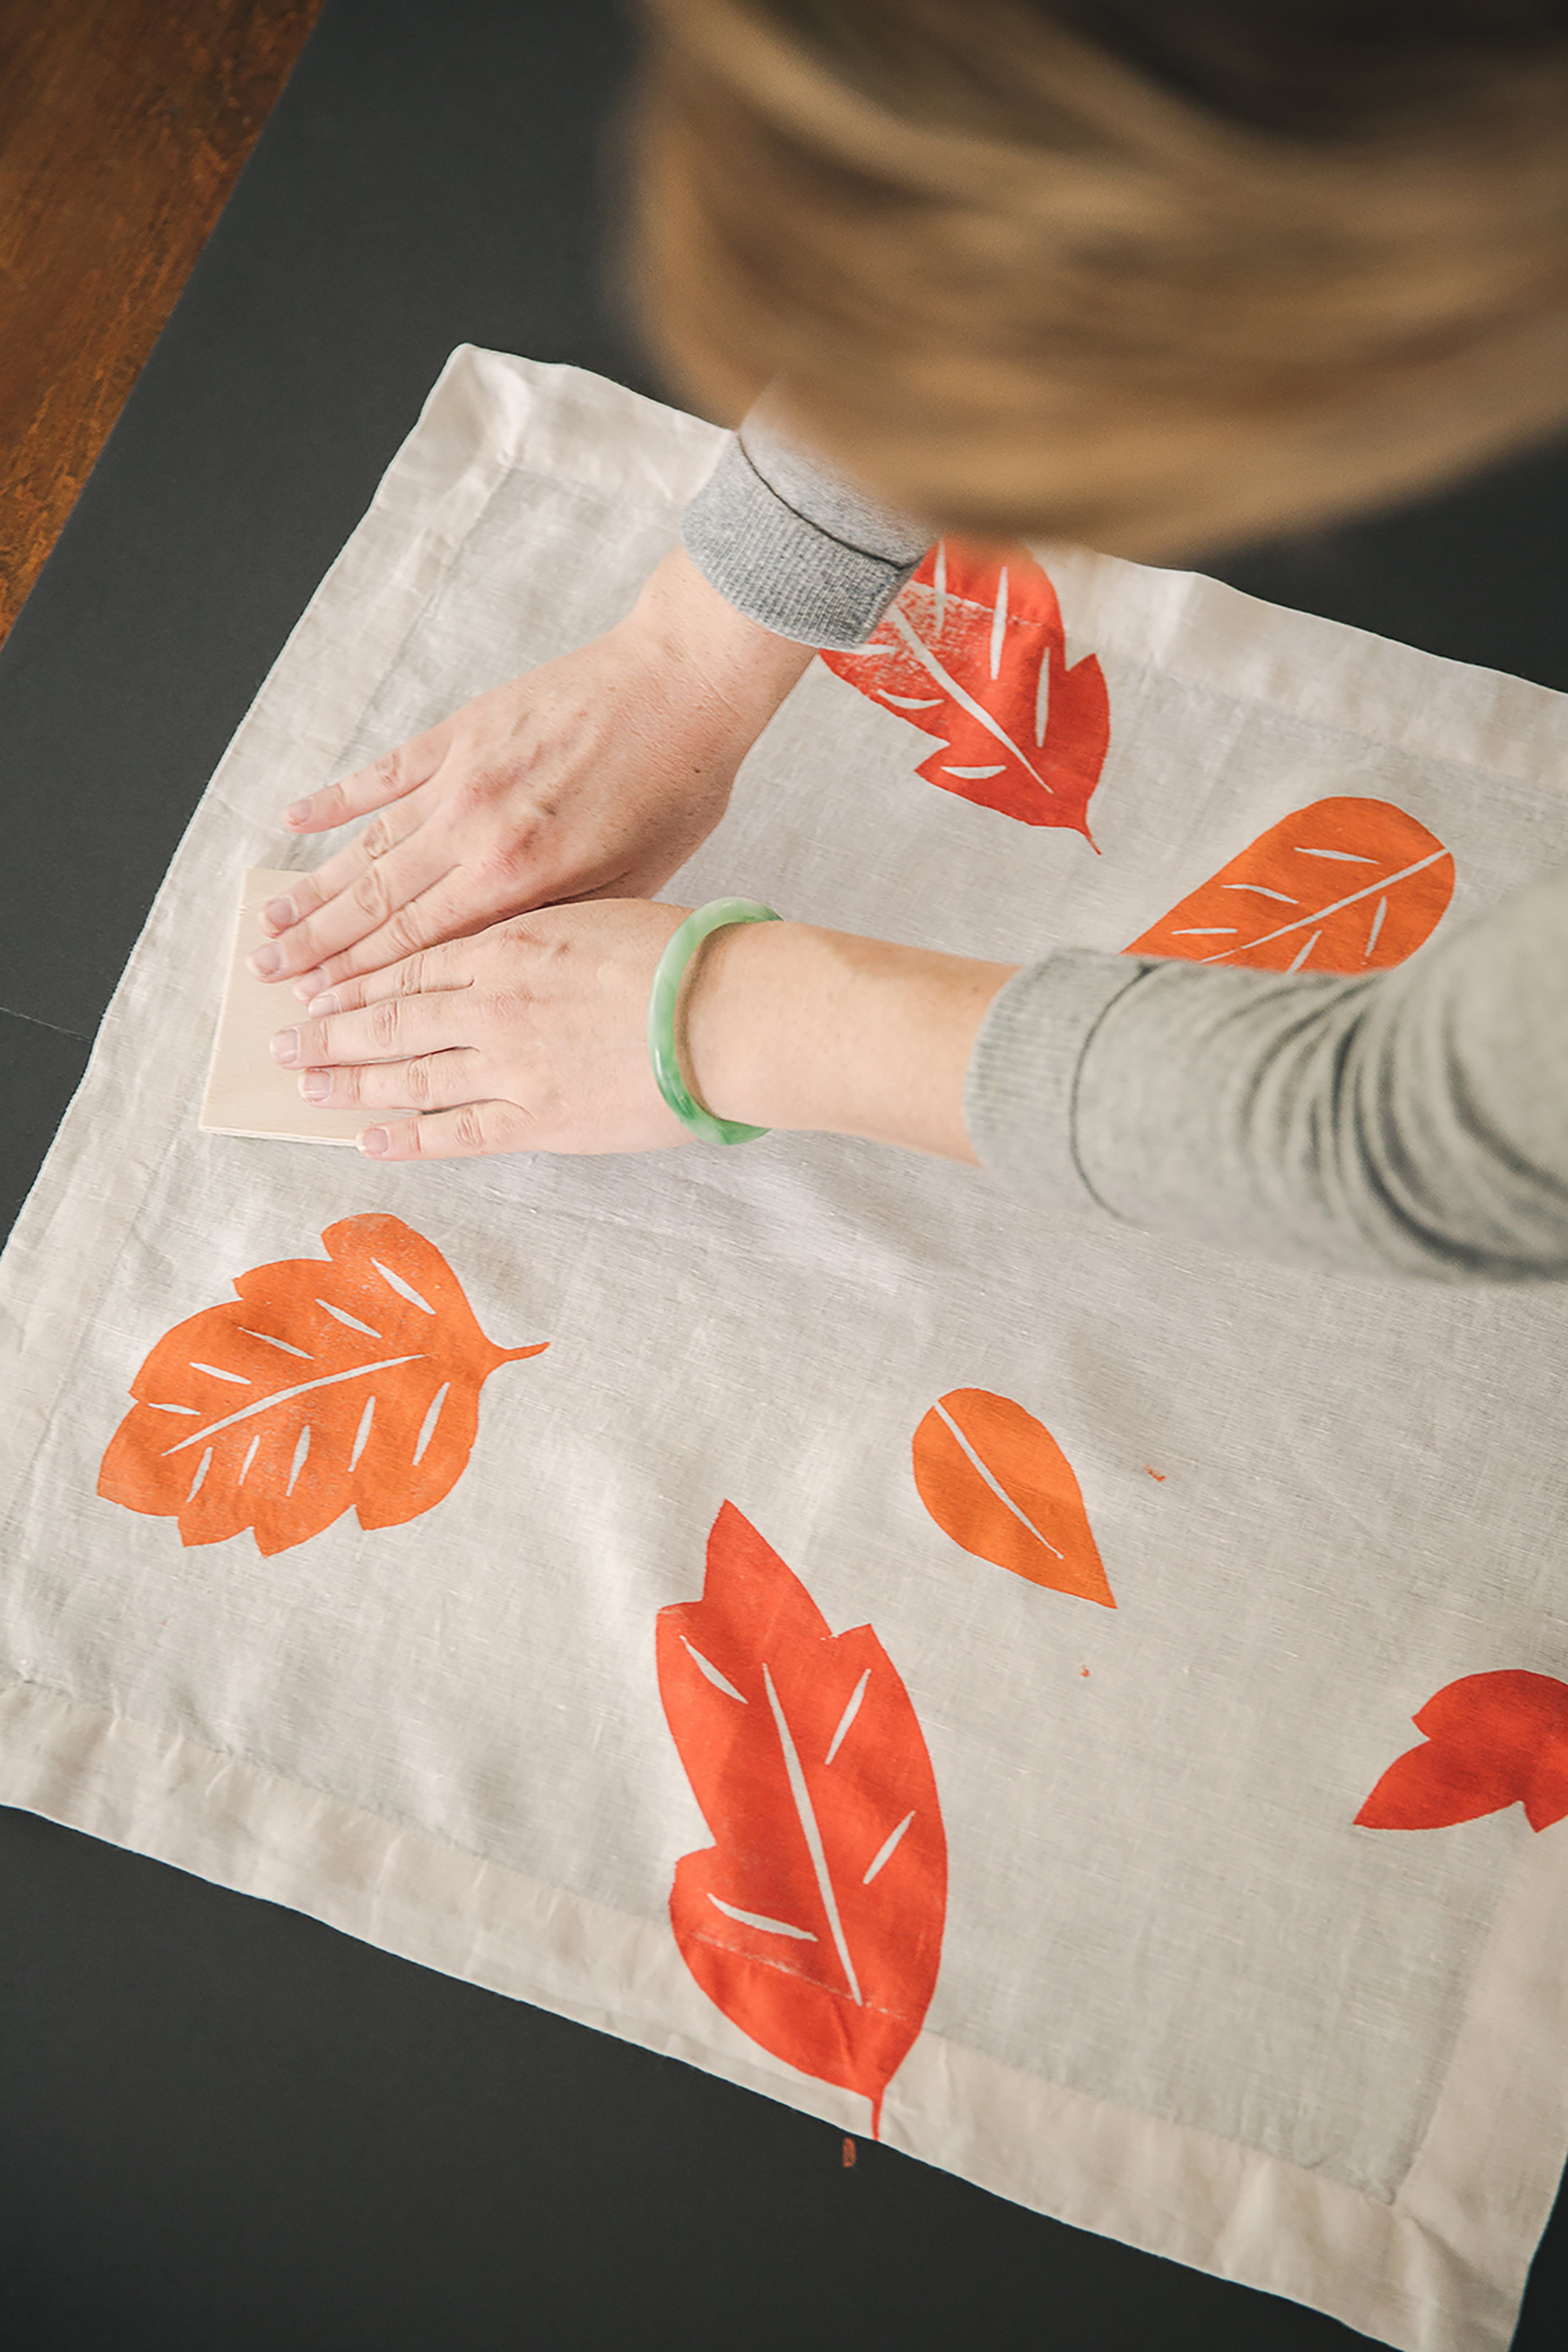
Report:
270,1028,300,1065
306,990,338,1017
285,799,313,825
260,896,296,934
292,970,324,1002
248,943,281,979
359,1126,390,1157
299,1070,330,1104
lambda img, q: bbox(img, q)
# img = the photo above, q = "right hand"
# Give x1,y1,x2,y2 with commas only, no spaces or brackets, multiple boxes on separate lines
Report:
247,546,815,999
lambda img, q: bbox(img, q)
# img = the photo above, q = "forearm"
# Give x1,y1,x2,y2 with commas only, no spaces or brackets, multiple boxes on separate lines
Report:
623,544,815,733
681,920,1016,1161
682,856,1568,1282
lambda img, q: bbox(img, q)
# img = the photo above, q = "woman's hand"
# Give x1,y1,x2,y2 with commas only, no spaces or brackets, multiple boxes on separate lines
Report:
247,546,814,999
269,902,697,1158
269,899,1018,1166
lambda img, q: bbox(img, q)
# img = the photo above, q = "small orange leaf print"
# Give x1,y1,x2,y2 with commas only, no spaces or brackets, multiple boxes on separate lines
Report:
658,1502,946,2139
913,1389,1114,1606
1356,1671,1568,1834
1125,796,1454,974
821,540,1110,841
98,1213,546,1555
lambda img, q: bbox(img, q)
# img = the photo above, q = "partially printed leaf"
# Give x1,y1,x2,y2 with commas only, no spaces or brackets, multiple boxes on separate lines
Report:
821,541,1110,841
1356,1670,1568,1833
1125,796,1453,974
98,1213,547,1555
657,1502,946,2137
914,1388,1114,1606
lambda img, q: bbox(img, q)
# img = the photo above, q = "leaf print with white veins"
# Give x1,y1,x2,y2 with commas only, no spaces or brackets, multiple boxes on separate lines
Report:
98,1213,547,1554
657,1503,947,2139
1125,797,1454,974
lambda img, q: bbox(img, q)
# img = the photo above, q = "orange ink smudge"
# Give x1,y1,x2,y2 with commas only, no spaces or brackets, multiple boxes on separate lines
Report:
842,2137,857,2168
1144,1465,1166,1482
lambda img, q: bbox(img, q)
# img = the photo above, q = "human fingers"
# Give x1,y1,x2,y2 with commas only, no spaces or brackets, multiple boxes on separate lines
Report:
293,1048,486,1116
251,827,452,983
279,730,448,835
294,939,473,1018
358,1105,533,1160
283,869,517,997
272,981,483,1074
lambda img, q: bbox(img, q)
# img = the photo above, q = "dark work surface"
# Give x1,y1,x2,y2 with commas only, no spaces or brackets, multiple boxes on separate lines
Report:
0,3,1565,2346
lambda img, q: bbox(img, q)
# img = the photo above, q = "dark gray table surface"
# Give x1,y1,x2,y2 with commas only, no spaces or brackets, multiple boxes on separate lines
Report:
2,4,1565,2344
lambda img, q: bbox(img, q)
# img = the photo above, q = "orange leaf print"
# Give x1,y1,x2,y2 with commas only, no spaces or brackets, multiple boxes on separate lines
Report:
1356,1671,1568,1835
821,541,1110,841
657,1502,946,2138
98,1213,546,1556
1125,797,1453,974
913,1389,1114,1606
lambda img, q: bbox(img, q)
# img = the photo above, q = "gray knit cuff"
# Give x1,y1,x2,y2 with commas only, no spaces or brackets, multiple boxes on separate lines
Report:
964,951,1157,1214
681,435,928,650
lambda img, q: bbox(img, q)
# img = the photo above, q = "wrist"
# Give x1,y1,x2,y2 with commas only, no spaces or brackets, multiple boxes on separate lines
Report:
625,546,814,735
680,918,1017,1163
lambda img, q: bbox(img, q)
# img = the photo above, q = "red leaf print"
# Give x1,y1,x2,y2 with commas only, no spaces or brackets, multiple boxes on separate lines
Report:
657,1502,946,2137
913,1389,1114,1607
821,541,1110,841
98,1213,547,1556
1356,1671,1568,1833
1125,797,1454,975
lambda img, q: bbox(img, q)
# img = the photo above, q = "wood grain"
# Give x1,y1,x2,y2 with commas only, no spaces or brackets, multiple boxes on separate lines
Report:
0,0,324,644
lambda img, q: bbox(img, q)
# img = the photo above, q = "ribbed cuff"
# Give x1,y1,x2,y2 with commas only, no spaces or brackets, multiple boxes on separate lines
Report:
964,952,1157,1214
681,436,926,650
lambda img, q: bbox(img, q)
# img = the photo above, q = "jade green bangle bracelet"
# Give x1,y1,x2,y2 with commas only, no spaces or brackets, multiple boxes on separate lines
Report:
647,897,781,1146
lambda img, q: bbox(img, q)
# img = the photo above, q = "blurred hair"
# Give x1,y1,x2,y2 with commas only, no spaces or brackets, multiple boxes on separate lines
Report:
633,0,1568,558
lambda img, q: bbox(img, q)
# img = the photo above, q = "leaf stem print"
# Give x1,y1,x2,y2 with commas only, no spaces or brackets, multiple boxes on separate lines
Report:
1125,798,1454,975
1356,1671,1568,1833
914,1389,1114,1605
657,1503,946,2138
821,541,1110,841
98,1213,546,1555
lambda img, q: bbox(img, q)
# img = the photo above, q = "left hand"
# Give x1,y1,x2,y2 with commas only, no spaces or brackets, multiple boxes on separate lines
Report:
269,901,695,1159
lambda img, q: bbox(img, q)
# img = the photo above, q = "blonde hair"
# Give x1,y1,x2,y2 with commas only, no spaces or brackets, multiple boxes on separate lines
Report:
634,0,1568,559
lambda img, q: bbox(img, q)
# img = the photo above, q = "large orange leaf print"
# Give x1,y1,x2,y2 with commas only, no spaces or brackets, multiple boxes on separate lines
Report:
914,1389,1114,1606
657,1502,946,2137
1356,1672,1568,1834
821,541,1110,841
98,1213,546,1555
1125,797,1453,974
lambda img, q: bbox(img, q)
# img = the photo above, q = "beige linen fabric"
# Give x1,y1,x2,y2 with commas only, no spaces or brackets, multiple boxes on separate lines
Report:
2,348,1567,2349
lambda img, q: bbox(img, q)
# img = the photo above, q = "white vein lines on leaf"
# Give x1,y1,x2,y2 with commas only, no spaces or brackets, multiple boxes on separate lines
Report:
239,1327,312,1360
887,605,1057,797
1198,848,1450,964
763,1664,862,2004
155,1355,422,1455
1367,896,1389,956
989,566,1008,679
317,1298,380,1339
825,1670,869,1766
933,1401,1064,1560
412,1382,449,1467
681,1637,747,1704
348,1396,375,1472
863,1813,914,1886
371,1257,435,1314
708,1895,816,1941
